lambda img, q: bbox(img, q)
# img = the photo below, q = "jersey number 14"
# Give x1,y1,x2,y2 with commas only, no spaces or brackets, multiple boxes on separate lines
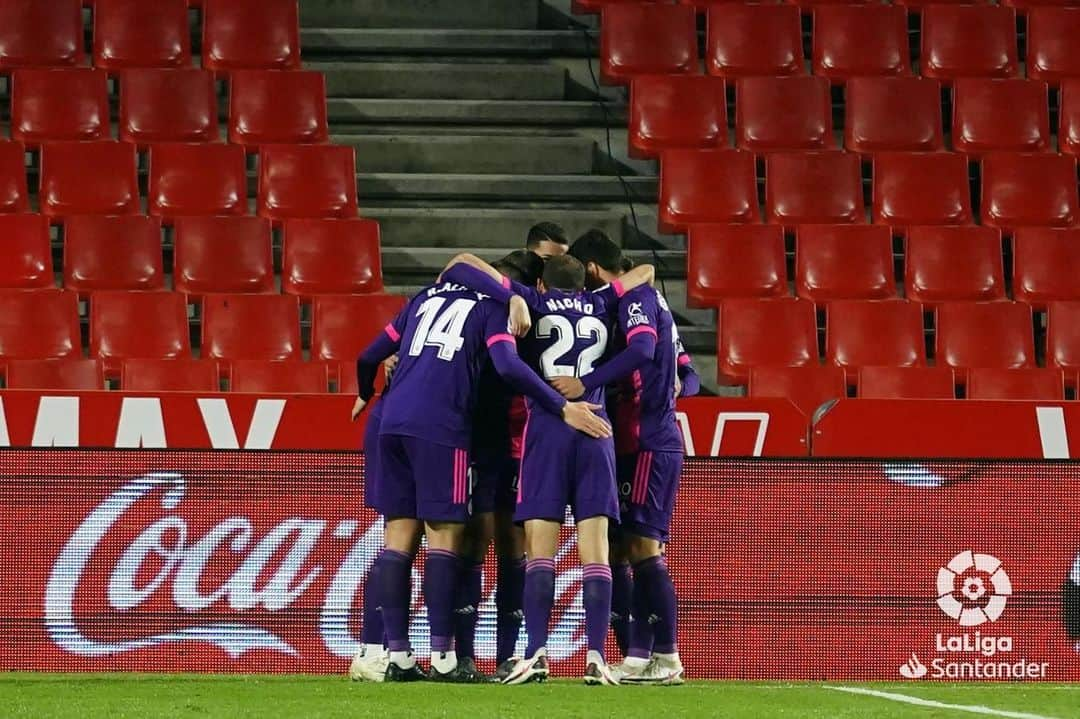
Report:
408,297,477,361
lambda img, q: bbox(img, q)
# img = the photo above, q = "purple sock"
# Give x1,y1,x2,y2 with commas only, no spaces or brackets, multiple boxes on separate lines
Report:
453,560,483,660
360,551,385,646
523,558,555,658
582,563,613,659
425,549,461,654
495,555,525,663
628,561,654,659
378,549,414,652
610,562,633,656
635,556,678,655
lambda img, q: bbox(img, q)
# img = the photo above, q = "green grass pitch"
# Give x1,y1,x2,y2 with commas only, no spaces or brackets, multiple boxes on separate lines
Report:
4,674,1078,719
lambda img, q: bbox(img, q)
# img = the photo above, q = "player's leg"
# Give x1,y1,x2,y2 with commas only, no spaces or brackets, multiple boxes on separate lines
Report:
1065,552,1080,649
493,505,525,677
622,451,685,685
372,433,426,681
610,454,639,657
503,518,559,684
453,509,494,680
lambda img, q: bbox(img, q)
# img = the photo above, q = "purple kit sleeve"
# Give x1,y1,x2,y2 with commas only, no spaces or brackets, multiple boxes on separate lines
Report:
678,360,701,398
442,263,513,304
488,340,567,416
580,289,660,393
355,325,403,401
510,280,544,312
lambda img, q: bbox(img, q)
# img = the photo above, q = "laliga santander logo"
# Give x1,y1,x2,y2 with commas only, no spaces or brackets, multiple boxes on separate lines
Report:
936,551,1012,627
43,473,588,661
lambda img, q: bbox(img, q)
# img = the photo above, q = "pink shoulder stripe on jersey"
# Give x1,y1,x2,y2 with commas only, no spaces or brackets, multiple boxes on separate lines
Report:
611,279,626,297
384,323,401,342
626,325,658,341
486,333,516,347
678,353,692,366
501,275,511,289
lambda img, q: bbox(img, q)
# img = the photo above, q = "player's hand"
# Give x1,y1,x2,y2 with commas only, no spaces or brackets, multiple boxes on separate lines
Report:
350,396,367,421
509,295,532,337
562,402,612,439
384,354,399,381
674,374,682,398
551,376,586,400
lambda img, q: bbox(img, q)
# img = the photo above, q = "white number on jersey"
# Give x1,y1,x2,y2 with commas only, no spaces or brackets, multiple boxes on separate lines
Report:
536,315,609,379
408,296,477,361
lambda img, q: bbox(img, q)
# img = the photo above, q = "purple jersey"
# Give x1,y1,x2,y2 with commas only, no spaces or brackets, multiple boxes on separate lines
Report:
378,281,513,448
517,287,616,409
612,286,683,454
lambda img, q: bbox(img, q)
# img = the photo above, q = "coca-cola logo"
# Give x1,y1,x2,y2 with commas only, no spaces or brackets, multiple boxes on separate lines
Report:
44,473,587,660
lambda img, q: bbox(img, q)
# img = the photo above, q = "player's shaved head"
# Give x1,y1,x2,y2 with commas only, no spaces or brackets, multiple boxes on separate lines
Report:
569,229,623,273
494,249,545,287
542,254,586,292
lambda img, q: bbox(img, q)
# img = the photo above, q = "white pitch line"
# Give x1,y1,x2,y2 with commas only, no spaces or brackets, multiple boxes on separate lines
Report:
825,686,1060,719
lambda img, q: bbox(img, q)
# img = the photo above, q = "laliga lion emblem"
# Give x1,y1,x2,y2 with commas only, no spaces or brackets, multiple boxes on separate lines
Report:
936,551,1012,627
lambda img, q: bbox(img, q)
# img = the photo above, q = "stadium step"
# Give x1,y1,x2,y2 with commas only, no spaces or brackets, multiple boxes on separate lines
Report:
312,61,568,101
356,173,657,202
300,0,540,30
302,29,595,58
326,98,625,127
334,134,598,175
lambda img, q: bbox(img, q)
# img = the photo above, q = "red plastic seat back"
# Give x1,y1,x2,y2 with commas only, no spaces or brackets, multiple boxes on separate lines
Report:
148,143,248,221
796,225,895,302
718,298,818,384
686,224,787,307
121,358,221,392
905,226,1006,305
282,218,383,298
311,294,408,362
857,366,956,399
201,294,302,362
5,359,104,390
844,77,944,153
63,215,165,295
229,70,329,148
40,141,139,218
749,365,847,419
11,69,109,145
173,216,275,297
119,69,219,147
0,289,80,359
202,0,301,73
826,300,926,372
1012,228,1080,307
600,3,698,84
90,291,191,374
706,4,803,78
0,0,84,69
0,214,51,289
257,144,359,222
935,302,1036,370
93,0,191,70
230,360,329,394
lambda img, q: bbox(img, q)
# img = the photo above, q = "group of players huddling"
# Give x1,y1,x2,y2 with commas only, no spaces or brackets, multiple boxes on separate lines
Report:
348,224,699,685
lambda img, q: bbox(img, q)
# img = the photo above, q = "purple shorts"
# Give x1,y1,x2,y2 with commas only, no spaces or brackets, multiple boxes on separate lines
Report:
616,450,683,542
472,452,518,515
376,433,471,522
515,412,618,524
362,400,384,510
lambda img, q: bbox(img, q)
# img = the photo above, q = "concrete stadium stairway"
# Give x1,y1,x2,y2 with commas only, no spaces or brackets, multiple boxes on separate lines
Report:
300,0,720,391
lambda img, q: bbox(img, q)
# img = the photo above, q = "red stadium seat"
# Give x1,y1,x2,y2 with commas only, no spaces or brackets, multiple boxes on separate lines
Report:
0,214,51,289
718,298,817,384
1001,0,1079,11
706,4,803,78
0,290,80,359
748,365,846,419
952,79,1051,155
90,291,190,375
935,302,1036,370
920,6,1019,83
1047,301,1080,372
628,75,727,159
795,225,895,302
0,0,84,69
4,359,104,390
826,300,926,376
119,69,219,147
122,359,221,392
1013,228,1080,307
63,216,165,295
202,0,301,73
967,367,1065,400
1059,79,1080,156
686,224,787,307
149,143,247,221
173,216,274,297
10,69,109,146
282,218,383,298
257,144,358,222
229,70,329,149
0,141,29,214
904,226,1006,305
311,294,408,362
981,153,1079,231
735,76,833,151
230,360,329,394
600,4,698,84
765,152,864,228
573,0,652,14
658,149,758,234
857,366,956,399
871,153,973,230
844,77,944,154
812,5,910,81
93,0,190,70
1027,8,1080,85
201,294,301,362
39,142,139,218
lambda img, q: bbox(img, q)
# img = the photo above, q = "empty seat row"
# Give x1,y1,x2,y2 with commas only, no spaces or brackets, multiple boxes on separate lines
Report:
659,150,1079,234
0,290,406,376
579,0,1078,13
0,214,382,298
632,76,1080,158
717,299,1080,385
9,68,327,148
0,0,299,72
0,140,357,221
749,365,1074,418
688,224,1080,308
601,4,1080,85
